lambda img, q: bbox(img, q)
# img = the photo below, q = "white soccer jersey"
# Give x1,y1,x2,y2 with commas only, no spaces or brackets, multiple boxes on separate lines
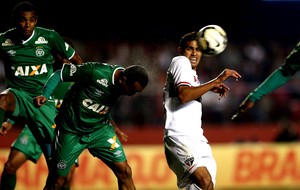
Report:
163,56,207,142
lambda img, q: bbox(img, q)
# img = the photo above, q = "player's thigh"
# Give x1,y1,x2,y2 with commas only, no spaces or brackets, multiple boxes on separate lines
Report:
8,88,35,118
0,89,15,112
5,149,27,171
33,101,57,139
9,88,56,144
88,124,127,168
53,128,84,176
164,136,216,187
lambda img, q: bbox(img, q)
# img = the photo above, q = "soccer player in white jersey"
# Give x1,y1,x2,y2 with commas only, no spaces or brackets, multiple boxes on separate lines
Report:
163,31,241,190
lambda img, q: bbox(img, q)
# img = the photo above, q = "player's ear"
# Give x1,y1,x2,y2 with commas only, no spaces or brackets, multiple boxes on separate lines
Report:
177,47,182,55
35,15,38,23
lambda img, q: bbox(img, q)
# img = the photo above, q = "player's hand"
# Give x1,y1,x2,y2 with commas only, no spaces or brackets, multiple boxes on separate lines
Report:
118,131,129,142
216,68,242,83
211,83,230,100
231,98,255,121
0,121,13,136
34,95,47,107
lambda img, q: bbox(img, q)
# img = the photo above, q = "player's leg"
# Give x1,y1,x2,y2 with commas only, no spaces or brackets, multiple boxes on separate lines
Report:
63,160,78,190
89,124,136,189
43,128,83,190
0,90,16,125
164,136,216,190
106,160,135,189
0,149,27,190
0,125,43,190
188,167,214,190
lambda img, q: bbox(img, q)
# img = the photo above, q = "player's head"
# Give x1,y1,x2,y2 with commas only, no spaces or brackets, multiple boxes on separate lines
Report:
118,65,149,96
12,1,38,39
178,31,202,70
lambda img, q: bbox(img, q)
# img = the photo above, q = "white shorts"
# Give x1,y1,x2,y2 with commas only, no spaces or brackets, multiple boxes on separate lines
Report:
164,135,217,189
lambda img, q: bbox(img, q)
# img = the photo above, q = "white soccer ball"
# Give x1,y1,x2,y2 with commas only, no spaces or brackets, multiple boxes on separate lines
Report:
197,25,228,56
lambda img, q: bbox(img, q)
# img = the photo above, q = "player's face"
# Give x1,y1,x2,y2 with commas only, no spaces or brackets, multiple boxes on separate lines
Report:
179,40,202,70
15,11,37,39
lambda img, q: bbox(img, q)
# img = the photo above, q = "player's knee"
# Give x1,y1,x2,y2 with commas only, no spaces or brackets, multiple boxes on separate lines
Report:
116,163,133,181
199,175,214,190
124,164,133,178
4,161,18,174
0,92,15,112
63,165,76,188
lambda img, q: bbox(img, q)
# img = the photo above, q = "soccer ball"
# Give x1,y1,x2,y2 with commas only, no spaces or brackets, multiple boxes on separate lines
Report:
197,25,228,56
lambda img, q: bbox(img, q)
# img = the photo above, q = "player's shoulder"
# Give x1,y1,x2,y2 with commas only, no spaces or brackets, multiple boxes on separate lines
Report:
172,55,188,62
0,28,16,39
86,62,123,75
87,62,122,69
0,28,17,47
35,26,55,33
0,27,14,35
171,56,189,67
34,27,61,39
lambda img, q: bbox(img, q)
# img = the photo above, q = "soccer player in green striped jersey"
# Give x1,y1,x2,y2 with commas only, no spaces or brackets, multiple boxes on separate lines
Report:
35,62,149,190
0,2,83,189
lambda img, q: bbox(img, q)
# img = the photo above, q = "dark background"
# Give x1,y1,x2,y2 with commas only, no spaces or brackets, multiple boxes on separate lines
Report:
1,0,300,44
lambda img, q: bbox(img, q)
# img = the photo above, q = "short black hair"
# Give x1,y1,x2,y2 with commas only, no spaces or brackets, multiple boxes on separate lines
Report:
179,31,198,50
124,65,149,88
12,1,37,21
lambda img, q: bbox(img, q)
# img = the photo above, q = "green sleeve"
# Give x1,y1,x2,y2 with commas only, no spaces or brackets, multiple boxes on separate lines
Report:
43,70,62,99
7,118,15,125
247,68,291,102
247,41,300,102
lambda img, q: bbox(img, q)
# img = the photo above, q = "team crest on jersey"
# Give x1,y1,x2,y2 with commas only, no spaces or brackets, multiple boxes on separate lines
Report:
57,160,67,170
19,135,29,145
2,39,14,46
35,46,45,57
35,37,48,44
184,155,194,167
97,79,108,87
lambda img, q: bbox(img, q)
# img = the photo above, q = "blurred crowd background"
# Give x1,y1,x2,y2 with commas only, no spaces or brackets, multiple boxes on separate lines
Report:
1,0,300,128
1,33,299,127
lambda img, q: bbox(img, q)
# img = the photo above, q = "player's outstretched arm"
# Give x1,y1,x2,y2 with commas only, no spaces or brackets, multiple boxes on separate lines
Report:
231,98,255,121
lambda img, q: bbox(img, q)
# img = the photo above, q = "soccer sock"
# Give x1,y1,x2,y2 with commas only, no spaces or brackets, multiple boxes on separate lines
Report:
0,108,5,124
0,170,17,190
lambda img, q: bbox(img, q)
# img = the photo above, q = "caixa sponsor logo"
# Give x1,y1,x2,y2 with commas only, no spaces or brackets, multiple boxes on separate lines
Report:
82,99,110,114
13,64,48,76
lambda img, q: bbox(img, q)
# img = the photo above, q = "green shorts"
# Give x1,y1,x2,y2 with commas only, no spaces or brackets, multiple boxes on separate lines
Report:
8,88,57,161
12,125,80,166
12,125,42,163
54,124,126,176
9,88,57,144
